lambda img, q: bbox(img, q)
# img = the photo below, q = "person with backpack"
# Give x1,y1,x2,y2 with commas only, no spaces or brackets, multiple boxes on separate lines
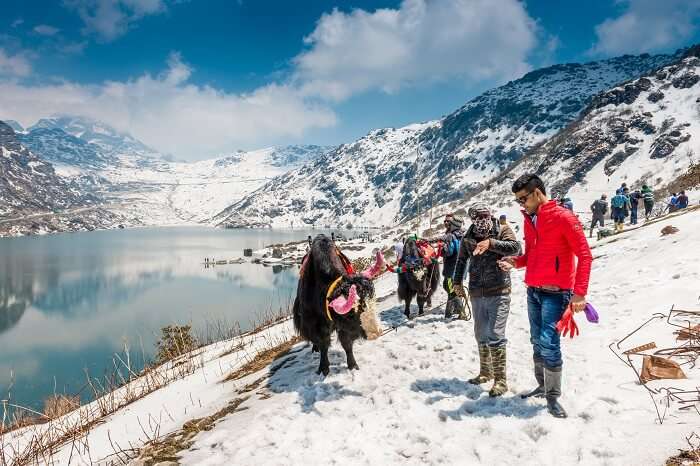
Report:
500,174,592,418
453,203,521,397
611,189,630,233
628,190,642,225
589,194,608,238
426,214,465,318
667,193,679,213
642,185,654,219
677,191,689,209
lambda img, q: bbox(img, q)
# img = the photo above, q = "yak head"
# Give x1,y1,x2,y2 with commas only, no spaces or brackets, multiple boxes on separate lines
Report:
309,235,383,340
328,274,381,340
401,237,426,281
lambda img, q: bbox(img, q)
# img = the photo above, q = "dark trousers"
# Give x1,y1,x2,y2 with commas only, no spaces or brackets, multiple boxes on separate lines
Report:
644,201,654,218
527,287,572,368
630,207,638,225
589,214,604,236
612,207,625,224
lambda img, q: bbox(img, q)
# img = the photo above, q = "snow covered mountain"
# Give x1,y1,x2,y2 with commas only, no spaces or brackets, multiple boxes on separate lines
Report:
29,115,154,158
467,45,700,219
0,111,332,235
20,127,116,169
0,121,138,236
213,50,680,229
0,121,90,217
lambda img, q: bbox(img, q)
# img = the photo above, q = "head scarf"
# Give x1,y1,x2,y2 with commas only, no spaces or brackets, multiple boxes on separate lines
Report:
468,202,493,238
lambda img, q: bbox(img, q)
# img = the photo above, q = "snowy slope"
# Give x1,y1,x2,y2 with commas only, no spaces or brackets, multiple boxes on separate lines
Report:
465,46,700,224
5,207,699,465
95,145,332,224
214,50,679,229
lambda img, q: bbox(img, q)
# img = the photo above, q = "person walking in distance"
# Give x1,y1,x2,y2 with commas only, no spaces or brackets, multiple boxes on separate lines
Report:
500,174,593,418
641,185,654,220
589,194,607,238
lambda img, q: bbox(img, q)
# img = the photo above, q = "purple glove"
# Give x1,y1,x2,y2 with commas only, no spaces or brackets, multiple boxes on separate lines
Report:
584,303,599,323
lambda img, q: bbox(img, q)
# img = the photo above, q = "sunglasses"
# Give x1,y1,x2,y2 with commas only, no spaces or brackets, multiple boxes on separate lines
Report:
515,190,534,205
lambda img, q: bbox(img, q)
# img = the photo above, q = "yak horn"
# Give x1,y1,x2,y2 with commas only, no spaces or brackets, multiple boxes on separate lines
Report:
361,250,386,280
329,284,358,315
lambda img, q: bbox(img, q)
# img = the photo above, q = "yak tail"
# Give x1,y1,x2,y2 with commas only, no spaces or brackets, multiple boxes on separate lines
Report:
430,262,441,293
292,296,302,334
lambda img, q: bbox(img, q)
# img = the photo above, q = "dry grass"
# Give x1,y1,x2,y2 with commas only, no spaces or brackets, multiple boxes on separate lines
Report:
0,306,296,466
43,395,80,420
223,336,302,383
666,432,700,466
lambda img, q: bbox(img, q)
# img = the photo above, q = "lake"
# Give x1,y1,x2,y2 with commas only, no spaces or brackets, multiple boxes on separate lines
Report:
0,226,343,414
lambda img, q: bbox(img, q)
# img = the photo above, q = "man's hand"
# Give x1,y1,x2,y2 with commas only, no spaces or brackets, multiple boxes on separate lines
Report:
497,257,515,271
453,283,466,298
473,239,491,256
570,294,586,313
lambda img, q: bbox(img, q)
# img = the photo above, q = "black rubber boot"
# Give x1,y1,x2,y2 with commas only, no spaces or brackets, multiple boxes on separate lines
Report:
544,366,567,418
521,356,545,399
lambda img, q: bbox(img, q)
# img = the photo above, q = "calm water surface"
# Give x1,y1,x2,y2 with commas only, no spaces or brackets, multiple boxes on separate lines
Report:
0,227,339,412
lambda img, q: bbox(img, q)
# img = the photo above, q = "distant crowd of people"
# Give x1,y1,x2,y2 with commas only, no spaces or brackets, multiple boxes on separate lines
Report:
588,183,691,237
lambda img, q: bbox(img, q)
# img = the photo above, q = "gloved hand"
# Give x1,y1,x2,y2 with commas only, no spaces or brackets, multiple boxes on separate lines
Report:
584,303,599,323
453,283,466,298
556,305,579,338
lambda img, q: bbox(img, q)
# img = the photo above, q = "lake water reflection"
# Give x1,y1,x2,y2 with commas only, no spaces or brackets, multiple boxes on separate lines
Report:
0,227,330,412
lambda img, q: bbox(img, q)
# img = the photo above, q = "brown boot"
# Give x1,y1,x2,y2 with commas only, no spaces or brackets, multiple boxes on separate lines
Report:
489,346,508,397
468,344,493,384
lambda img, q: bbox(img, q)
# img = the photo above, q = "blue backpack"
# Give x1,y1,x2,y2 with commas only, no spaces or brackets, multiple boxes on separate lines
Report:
611,195,626,208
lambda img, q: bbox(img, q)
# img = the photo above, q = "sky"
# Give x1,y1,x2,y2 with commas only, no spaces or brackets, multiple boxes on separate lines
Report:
1,0,700,161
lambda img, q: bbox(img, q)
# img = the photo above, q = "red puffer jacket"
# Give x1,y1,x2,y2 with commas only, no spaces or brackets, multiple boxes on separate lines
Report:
514,200,593,296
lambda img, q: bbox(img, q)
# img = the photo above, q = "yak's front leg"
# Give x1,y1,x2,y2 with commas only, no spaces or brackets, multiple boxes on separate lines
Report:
417,293,426,316
338,329,359,370
316,329,331,376
404,292,413,319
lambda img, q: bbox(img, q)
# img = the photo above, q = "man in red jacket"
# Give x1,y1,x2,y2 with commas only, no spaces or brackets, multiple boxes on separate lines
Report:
500,174,592,419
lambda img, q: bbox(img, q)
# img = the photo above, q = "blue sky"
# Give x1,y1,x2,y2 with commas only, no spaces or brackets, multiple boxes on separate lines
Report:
1,0,700,160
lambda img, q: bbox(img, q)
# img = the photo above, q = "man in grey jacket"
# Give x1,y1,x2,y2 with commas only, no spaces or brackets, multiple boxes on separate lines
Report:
453,202,521,397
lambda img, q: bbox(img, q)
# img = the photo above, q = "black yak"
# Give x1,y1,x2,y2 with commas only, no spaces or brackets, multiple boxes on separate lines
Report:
293,235,383,376
398,237,440,318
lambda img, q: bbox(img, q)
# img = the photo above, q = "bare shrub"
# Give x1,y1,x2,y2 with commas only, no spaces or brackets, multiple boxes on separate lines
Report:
156,325,198,364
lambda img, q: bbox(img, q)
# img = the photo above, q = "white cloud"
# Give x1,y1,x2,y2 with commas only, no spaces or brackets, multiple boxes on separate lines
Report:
0,53,336,159
11,18,24,28
0,48,31,77
34,24,61,36
293,0,538,101
64,0,167,41
591,0,700,56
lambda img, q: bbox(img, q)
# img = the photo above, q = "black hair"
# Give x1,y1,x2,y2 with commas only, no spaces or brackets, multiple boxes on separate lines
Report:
511,173,546,196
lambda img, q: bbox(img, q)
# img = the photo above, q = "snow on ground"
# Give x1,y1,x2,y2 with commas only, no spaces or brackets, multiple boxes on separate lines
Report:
5,208,699,465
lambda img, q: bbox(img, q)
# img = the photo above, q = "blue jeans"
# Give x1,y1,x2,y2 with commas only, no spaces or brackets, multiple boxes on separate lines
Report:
527,288,572,368
612,207,625,224
630,207,638,225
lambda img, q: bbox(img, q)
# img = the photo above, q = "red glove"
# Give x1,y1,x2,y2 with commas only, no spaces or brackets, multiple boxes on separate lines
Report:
556,305,579,338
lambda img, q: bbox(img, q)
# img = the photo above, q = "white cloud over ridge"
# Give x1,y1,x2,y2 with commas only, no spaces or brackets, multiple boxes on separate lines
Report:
591,0,700,56
0,53,336,160
294,0,539,101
